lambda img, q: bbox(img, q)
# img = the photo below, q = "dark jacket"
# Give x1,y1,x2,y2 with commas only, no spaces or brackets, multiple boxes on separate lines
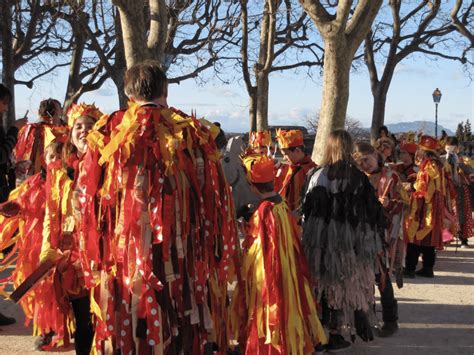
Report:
0,126,19,202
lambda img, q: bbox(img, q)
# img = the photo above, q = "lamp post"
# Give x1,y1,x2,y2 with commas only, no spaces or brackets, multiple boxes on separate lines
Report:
432,88,442,138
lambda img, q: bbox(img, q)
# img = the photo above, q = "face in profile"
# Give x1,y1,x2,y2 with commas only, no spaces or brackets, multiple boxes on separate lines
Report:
399,150,413,166
281,147,304,165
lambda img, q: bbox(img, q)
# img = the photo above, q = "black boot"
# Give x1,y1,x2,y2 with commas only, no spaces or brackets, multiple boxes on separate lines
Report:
376,321,399,337
0,312,16,326
403,269,415,278
415,267,434,278
326,334,351,353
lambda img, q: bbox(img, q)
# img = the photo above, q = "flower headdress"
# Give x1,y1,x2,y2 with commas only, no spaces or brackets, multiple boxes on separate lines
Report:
275,129,304,149
241,153,275,184
66,103,105,127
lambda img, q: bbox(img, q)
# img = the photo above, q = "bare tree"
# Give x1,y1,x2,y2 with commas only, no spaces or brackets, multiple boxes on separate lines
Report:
364,0,473,142
240,0,323,131
1,0,72,126
304,112,368,141
451,0,474,47
300,0,382,163
111,0,240,90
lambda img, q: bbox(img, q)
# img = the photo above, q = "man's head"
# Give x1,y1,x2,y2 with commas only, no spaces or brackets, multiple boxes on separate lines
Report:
0,84,12,114
124,61,168,103
275,129,306,164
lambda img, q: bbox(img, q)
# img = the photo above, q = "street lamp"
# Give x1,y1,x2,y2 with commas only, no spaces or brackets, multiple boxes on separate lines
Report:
432,88,442,138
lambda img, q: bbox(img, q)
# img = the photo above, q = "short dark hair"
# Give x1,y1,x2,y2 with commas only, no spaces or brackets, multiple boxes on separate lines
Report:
447,136,459,146
124,61,168,101
39,98,61,119
253,181,274,193
0,84,12,101
379,125,389,136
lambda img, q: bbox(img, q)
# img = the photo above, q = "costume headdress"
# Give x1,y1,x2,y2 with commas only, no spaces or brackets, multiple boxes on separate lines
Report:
418,135,440,153
241,154,275,184
66,103,104,127
249,130,272,149
399,132,418,155
276,129,304,149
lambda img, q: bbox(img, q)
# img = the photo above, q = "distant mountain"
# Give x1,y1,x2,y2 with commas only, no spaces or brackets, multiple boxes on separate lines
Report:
386,121,454,136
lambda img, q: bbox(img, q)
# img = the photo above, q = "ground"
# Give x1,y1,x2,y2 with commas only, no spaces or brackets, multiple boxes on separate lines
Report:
0,245,473,354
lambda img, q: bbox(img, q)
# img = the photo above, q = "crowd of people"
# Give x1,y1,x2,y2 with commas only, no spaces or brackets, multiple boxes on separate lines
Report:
0,60,472,354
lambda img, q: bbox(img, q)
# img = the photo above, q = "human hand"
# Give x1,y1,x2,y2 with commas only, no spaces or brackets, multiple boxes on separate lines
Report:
14,117,28,129
379,196,389,207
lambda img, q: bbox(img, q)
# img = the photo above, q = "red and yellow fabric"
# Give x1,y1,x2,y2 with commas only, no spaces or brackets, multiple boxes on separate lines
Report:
0,173,70,347
274,156,316,212
406,158,446,249
249,130,272,149
14,123,68,175
230,198,326,354
83,102,238,353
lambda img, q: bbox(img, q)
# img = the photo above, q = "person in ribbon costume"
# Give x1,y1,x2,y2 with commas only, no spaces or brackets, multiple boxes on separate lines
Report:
274,129,316,216
405,135,447,278
40,103,104,354
230,153,326,354
83,61,238,354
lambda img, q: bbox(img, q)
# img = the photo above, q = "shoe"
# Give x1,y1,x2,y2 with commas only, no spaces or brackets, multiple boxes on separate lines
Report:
0,312,16,326
377,321,399,337
460,244,469,249
403,269,415,278
314,343,327,353
34,331,55,351
415,268,434,278
326,334,351,353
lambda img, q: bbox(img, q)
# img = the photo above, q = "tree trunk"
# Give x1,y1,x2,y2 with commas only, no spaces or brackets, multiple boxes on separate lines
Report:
113,0,149,68
64,22,86,112
255,71,269,131
370,89,387,143
111,9,128,109
249,92,257,132
1,0,15,128
312,40,352,163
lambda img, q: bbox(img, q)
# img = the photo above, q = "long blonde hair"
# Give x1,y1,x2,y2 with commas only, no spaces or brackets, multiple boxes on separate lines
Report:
321,129,354,180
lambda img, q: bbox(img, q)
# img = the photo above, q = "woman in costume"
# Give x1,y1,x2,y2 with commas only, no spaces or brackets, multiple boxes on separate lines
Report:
405,135,447,278
39,103,104,354
301,130,385,351
230,153,326,354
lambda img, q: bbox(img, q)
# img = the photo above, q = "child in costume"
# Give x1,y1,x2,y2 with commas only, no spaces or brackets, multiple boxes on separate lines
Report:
83,61,238,354
14,98,66,185
405,135,447,278
353,142,406,337
274,129,316,215
230,153,326,354
301,130,385,352
39,103,104,355
0,137,71,350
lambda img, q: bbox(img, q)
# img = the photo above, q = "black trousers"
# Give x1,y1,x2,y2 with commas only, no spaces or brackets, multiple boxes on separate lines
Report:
71,296,94,355
375,272,398,323
405,243,436,271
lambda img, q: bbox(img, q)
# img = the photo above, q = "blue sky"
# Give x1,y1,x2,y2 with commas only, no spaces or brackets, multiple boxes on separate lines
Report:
14,53,472,134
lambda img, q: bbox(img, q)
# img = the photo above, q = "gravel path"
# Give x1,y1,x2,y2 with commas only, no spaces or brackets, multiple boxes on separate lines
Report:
0,245,473,354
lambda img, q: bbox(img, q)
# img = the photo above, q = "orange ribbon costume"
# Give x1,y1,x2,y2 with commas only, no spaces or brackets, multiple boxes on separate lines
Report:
230,154,326,354
82,102,238,354
274,129,316,212
405,136,446,249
